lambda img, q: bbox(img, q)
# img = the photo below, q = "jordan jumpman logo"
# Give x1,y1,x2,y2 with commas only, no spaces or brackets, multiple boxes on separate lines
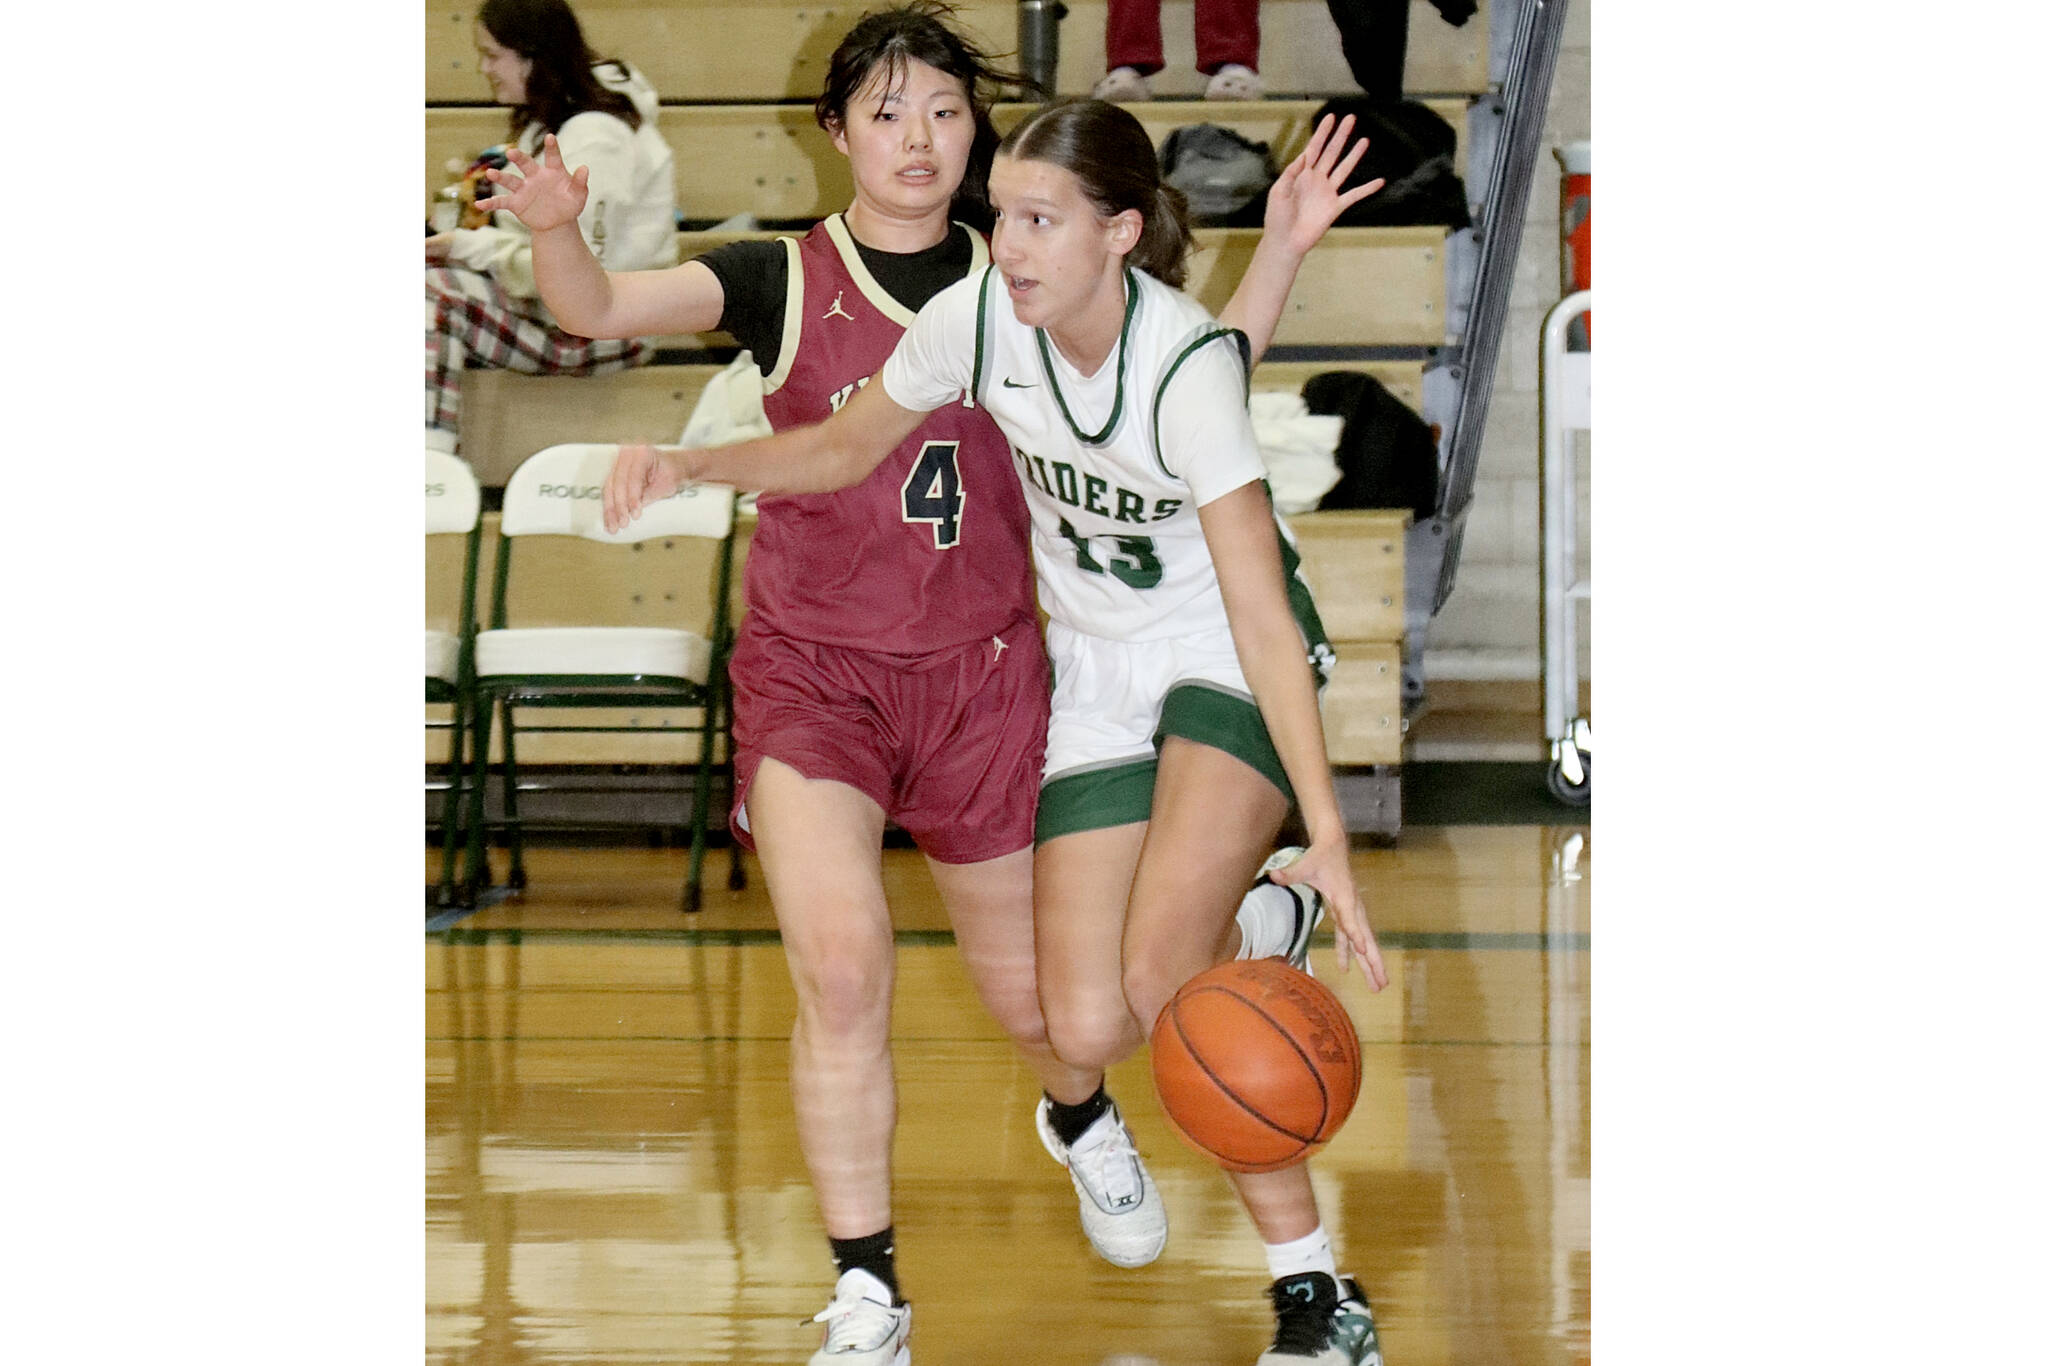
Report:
823,290,854,322
992,634,1008,661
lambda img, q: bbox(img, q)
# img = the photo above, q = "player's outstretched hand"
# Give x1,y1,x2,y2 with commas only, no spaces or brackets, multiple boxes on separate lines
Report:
1266,833,1389,990
604,444,685,534
1262,114,1385,259
475,134,590,233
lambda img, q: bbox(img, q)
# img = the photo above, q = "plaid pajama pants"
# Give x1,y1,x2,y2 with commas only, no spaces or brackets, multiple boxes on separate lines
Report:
426,265,650,438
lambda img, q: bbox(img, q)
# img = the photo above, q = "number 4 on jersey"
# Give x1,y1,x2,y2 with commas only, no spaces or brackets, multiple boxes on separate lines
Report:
901,440,964,548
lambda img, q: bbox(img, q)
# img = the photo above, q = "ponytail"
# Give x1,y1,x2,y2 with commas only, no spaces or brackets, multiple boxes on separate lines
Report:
1131,183,1194,288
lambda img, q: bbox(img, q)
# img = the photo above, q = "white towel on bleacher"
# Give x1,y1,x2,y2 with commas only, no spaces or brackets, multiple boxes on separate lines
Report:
1249,390,1344,515
678,352,773,450
678,352,773,513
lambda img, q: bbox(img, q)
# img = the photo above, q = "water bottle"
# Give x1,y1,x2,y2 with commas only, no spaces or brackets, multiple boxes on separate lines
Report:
1017,0,1068,99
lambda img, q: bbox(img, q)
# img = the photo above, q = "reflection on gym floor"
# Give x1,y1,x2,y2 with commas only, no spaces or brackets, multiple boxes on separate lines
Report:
427,825,1590,1364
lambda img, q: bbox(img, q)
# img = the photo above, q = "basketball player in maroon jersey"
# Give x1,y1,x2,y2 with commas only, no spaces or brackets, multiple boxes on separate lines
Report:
479,6,1372,1359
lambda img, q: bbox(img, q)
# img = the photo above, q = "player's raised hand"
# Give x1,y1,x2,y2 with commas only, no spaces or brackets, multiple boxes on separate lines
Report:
1262,114,1385,258
1266,835,1388,990
603,444,685,534
475,134,590,232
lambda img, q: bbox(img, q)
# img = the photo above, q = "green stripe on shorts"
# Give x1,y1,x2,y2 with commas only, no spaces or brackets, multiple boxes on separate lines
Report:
1036,759,1156,842
1035,683,1296,844
1156,682,1294,803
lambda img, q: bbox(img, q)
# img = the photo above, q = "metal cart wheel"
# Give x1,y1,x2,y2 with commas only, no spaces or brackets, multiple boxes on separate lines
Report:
1545,718,1592,807
1545,747,1591,806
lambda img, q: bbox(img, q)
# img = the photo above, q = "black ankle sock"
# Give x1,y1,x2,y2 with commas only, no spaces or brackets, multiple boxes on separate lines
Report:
1045,1084,1112,1147
829,1227,899,1300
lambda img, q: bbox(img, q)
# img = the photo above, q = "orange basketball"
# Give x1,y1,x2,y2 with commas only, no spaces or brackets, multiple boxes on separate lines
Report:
1150,959,1362,1173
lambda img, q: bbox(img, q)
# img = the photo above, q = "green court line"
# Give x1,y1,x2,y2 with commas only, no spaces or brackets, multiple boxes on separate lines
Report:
429,927,1588,952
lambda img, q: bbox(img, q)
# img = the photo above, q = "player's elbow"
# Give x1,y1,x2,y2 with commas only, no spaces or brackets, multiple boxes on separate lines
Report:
551,304,603,337
534,289,602,338
561,293,630,341
535,272,622,340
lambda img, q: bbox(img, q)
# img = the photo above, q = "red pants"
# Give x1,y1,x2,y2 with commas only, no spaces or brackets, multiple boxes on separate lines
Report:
1105,0,1260,76
425,265,647,441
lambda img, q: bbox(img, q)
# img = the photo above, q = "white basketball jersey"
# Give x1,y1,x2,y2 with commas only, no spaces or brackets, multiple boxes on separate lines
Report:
885,265,1327,664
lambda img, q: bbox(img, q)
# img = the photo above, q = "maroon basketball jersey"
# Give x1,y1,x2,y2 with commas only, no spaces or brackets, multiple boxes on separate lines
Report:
747,215,1035,652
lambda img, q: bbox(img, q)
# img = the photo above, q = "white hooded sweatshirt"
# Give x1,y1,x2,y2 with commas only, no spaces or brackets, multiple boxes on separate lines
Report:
445,60,679,301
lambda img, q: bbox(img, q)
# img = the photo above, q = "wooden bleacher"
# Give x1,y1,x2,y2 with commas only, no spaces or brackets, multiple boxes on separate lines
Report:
439,224,1440,356
425,98,1471,222
426,1,1488,103
461,357,1426,488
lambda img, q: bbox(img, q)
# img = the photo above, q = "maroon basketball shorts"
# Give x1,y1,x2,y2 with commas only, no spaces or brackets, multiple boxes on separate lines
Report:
726,613,1050,865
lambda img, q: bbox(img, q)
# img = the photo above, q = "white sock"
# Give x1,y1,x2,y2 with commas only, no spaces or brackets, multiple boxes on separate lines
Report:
1265,1225,1338,1283
1234,881,1300,960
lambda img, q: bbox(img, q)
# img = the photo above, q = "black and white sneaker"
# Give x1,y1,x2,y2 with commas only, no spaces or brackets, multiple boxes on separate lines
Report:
1256,1271,1383,1365
1237,847,1325,975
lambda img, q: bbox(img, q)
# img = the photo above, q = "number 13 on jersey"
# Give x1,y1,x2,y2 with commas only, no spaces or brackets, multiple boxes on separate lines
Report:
900,441,963,549
1058,517,1162,588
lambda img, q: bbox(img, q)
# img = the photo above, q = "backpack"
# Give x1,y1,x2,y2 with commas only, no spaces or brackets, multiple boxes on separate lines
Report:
1300,371,1440,518
1159,123,1277,225
1309,97,1472,230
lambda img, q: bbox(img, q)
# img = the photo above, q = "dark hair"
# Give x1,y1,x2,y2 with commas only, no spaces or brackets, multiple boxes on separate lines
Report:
814,3,1032,232
479,0,642,141
998,98,1195,287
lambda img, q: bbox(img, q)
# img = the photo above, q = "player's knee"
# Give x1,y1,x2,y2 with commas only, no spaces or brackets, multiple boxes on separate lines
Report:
984,987,1052,1054
961,955,1051,1050
1041,999,1131,1073
792,951,892,1038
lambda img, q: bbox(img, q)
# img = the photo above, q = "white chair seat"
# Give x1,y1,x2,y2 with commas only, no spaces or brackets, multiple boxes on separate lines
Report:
426,630,461,684
475,627,712,686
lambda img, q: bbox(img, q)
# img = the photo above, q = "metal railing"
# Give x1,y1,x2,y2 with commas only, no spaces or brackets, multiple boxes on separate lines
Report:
1407,0,1572,702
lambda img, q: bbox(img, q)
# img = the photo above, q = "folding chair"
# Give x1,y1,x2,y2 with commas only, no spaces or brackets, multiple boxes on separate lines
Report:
459,443,741,912
427,451,484,907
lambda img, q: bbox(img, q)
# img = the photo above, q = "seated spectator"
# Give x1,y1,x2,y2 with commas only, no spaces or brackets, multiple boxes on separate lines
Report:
1094,0,1262,103
424,0,678,458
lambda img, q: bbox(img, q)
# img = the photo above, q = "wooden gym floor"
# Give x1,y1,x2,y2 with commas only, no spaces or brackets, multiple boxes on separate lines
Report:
426,821,1591,1364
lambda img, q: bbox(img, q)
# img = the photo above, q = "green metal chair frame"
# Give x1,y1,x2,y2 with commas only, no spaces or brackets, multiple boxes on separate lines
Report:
459,443,741,912
427,451,484,908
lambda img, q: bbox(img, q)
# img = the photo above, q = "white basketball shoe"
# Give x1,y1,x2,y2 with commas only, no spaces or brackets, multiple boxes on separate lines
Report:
809,1268,911,1366
1034,1098,1168,1267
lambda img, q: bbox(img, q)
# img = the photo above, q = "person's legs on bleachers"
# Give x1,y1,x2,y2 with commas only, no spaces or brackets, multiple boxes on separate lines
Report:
426,263,648,455
1196,0,1262,100
1097,0,1162,100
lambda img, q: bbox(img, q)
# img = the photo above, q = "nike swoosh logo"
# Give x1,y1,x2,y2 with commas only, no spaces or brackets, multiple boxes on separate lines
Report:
1002,377,1036,389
